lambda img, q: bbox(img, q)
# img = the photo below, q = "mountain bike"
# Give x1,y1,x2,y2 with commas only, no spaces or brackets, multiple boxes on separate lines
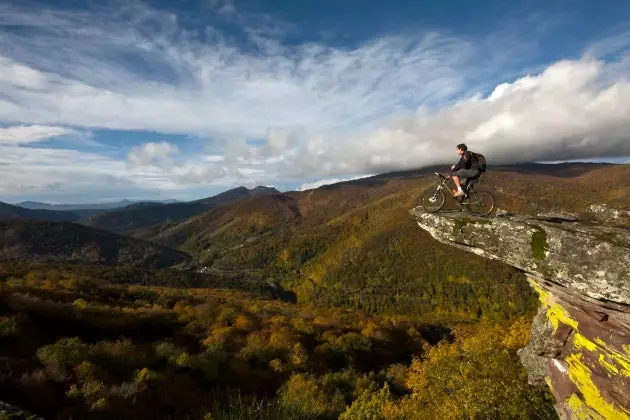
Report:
421,172,495,216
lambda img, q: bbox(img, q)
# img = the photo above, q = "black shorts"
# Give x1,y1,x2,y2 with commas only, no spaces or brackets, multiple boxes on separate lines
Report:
452,168,480,183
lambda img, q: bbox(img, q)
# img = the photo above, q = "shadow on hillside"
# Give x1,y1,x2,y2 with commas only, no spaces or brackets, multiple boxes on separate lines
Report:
318,178,389,189
417,323,454,346
491,162,617,178
263,279,297,303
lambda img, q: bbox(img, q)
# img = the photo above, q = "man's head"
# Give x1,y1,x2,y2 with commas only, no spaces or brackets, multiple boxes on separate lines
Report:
456,143,467,155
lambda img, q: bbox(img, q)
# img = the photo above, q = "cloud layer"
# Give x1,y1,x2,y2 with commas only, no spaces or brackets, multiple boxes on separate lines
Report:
0,125,73,145
0,6,480,137
0,2,629,201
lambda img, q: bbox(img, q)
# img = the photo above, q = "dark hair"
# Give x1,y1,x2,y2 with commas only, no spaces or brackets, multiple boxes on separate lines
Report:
456,143,467,151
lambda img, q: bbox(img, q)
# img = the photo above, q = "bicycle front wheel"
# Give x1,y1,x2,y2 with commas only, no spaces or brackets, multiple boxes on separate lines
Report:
466,188,495,216
421,187,446,212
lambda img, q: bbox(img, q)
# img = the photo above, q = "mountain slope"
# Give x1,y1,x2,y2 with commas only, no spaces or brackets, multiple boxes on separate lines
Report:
80,186,279,234
0,218,189,268
0,201,80,222
17,199,179,211
140,163,630,319
137,192,301,254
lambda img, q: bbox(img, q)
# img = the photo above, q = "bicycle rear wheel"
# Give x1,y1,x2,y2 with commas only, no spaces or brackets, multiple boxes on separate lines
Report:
421,187,446,212
465,188,495,216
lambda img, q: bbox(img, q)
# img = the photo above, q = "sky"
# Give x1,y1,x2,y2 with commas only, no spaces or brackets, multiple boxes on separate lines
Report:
1,0,630,204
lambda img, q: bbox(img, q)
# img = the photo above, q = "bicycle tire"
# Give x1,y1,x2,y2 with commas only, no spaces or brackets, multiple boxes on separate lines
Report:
465,188,495,216
421,187,446,212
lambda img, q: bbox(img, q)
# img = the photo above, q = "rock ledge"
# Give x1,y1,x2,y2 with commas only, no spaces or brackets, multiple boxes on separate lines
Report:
410,207,630,420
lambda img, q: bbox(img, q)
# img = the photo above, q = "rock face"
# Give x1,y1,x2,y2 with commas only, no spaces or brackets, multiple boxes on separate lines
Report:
587,204,630,227
409,207,630,420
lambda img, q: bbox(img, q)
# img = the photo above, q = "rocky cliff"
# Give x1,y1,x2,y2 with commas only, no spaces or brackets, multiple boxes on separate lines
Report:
409,206,630,420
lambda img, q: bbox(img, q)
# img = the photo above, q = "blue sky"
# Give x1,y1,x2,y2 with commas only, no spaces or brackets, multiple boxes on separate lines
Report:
1,0,630,203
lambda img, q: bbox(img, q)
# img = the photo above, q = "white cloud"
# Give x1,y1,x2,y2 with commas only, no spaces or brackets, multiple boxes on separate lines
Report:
0,2,629,202
127,142,233,184
170,163,228,184
0,125,73,145
0,145,130,196
0,2,491,140
299,175,375,191
585,26,630,58
280,56,630,177
202,155,225,162
128,141,179,166
0,142,243,200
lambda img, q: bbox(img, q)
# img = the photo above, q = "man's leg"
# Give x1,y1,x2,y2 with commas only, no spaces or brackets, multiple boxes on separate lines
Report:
451,169,477,196
452,175,464,196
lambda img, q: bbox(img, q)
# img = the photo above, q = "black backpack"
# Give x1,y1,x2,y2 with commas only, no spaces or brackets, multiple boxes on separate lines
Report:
472,152,487,173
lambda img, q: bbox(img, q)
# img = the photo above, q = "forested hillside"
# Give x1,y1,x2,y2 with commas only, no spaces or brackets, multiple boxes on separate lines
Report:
0,201,81,222
132,163,630,320
0,219,190,268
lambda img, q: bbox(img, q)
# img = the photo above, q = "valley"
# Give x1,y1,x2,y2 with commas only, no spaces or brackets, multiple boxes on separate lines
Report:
0,162,628,419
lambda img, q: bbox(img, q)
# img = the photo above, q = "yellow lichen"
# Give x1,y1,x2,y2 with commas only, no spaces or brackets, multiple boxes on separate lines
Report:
567,393,603,420
527,278,578,331
574,334,630,378
547,303,579,330
566,353,630,420
605,351,630,378
527,278,550,303
593,337,630,378
527,278,630,417
598,354,620,376
573,333,597,352
574,332,630,380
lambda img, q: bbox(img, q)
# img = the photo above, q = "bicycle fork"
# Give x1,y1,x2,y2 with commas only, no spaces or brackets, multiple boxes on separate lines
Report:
429,184,444,203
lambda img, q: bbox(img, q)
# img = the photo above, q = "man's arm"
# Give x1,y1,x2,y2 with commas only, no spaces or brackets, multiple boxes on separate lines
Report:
451,151,471,173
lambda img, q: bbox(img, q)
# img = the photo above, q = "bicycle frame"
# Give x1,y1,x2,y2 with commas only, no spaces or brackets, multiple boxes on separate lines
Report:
432,172,473,199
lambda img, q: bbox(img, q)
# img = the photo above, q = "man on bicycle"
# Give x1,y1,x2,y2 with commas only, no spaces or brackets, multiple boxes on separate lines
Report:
449,143,481,197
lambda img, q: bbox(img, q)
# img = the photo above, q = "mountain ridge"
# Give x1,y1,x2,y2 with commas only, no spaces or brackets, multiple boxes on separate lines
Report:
16,198,180,211
79,185,280,234
0,201,81,222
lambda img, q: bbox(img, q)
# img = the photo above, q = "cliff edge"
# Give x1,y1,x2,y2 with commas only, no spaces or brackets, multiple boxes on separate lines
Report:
409,206,630,420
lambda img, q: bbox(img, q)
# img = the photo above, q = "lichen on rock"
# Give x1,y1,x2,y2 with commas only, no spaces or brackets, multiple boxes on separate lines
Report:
409,205,630,420
587,204,630,227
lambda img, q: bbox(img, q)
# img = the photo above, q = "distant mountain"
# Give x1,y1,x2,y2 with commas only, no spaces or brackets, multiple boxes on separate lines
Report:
80,186,280,234
0,218,189,268
0,201,81,222
190,186,278,205
17,199,180,211
140,192,300,251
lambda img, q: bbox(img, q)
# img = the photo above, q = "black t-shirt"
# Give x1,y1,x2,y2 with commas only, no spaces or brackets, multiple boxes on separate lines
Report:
452,151,476,172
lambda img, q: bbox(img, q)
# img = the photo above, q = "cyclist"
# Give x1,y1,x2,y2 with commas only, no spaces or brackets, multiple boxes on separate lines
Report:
449,143,481,197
